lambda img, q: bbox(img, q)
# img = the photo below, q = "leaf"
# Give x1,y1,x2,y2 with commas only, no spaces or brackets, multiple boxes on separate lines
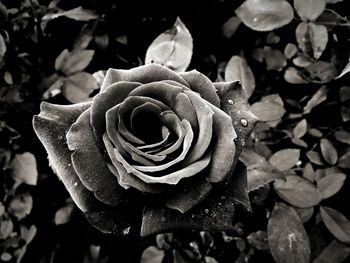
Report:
338,150,350,168
263,46,287,71
294,207,314,223
55,49,94,76
295,22,328,59
0,219,13,239
302,61,337,84
54,204,75,225
235,0,294,31
62,72,98,103
293,119,307,138
145,17,193,72
225,55,255,98
320,138,338,165
284,43,298,59
317,173,346,199
10,152,38,186
339,86,350,102
320,206,350,244
0,34,6,61
303,85,328,114
140,246,165,263
337,59,350,79
341,106,350,122
273,175,322,207
294,0,326,21
247,231,269,250
222,16,241,39
267,203,310,263
250,101,286,122
284,67,307,84
334,130,350,144
303,162,316,182
292,55,313,67
313,240,350,263
269,149,300,171
42,6,98,21
306,151,324,165
8,193,33,220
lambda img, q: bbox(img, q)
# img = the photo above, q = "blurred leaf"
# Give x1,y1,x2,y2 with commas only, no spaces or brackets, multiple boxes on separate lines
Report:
225,55,255,98
307,150,325,165
295,207,314,223
269,149,300,171
284,43,298,59
250,101,286,122
336,59,350,79
222,16,241,39
247,231,269,250
20,225,37,244
266,32,280,44
317,173,346,199
303,162,316,182
267,203,310,263
8,193,33,220
284,67,307,84
42,6,98,21
320,206,350,244
10,152,38,186
55,49,94,76
303,85,328,114
0,253,11,262
302,61,337,83
320,139,338,165
95,34,109,50
54,203,74,225
156,233,173,250
235,0,294,31
140,246,165,263
62,72,98,103
0,1,8,24
204,256,218,263
263,46,287,71
341,106,350,122
0,219,13,239
4,71,13,85
292,137,308,148
334,130,350,144
145,17,193,72
292,56,313,67
294,0,326,21
0,34,6,62
73,23,95,50
308,128,323,138
274,175,322,207
293,119,307,138
313,239,350,263
338,150,350,168
295,22,328,59
339,86,350,102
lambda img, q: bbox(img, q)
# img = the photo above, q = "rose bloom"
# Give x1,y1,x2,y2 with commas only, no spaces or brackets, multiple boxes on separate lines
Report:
33,64,257,236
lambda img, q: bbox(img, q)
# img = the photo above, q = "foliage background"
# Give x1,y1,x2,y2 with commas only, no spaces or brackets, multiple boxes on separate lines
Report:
0,0,350,262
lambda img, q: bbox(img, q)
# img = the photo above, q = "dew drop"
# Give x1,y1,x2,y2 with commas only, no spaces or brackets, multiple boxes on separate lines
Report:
57,135,63,140
122,227,130,235
253,17,258,22
74,182,78,187
161,217,166,222
204,209,209,214
240,118,248,127
221,196,226,200
227,99,234,105
67,163,72,167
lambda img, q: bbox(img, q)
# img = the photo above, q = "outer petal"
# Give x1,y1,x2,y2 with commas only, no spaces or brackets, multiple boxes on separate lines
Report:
32,102,98,212
141,162,247,236
90,81,141,147
180,70,221,107
66,109,124,206
101,64,189,92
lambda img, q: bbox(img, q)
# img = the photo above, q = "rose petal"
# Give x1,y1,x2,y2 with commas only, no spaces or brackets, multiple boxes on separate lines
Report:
132,119,194,172
180,70,221,107
66,109,124,206
173,92,199,133
165,152,213,213
91,81,140,147
180,90,214,165
137,127,170,151
33,102,98,212
103,134,168,194
140,162,247,236
206,103,237,183
100,64,189,92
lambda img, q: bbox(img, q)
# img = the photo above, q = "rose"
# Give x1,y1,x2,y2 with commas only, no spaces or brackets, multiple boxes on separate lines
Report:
33,64,257,236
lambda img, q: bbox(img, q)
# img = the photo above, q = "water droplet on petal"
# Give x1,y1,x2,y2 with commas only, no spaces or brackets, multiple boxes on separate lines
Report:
204,209,209,214
57,135,63,140
240,118,248,127
123,227,130,235
74,182,78,187
67,163,72,167
253,17,258,22
227,99,234,105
